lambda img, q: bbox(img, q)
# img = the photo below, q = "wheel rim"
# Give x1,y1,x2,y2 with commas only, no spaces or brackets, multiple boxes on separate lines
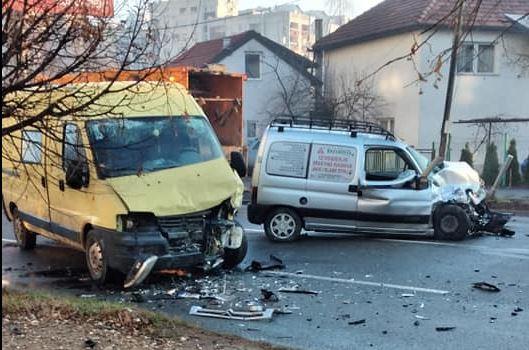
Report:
87,240,104,279
270,213,296,239
440,215,459,233
13,216,25,244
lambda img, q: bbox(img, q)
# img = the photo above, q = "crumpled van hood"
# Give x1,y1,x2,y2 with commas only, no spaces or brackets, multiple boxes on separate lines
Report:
106,158,243,217
431,161,486,203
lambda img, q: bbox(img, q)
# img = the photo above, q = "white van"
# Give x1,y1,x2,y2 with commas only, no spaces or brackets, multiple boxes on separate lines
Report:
248,118,513,242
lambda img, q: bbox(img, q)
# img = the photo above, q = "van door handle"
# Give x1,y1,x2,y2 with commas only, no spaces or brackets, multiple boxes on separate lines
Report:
41,176,46,188
59,180,65,192
348,185,362,196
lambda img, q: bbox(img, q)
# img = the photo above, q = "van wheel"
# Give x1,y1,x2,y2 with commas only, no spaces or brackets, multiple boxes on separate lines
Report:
223,234,248,269
12,208,36,250
264,208,302,242
434,205,470,241
85,232,110,285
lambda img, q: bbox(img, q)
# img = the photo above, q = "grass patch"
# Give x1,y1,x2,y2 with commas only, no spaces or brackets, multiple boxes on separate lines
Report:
2,288,287,350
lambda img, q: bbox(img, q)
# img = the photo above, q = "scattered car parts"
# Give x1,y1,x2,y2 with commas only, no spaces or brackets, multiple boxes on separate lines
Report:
189,306,275,321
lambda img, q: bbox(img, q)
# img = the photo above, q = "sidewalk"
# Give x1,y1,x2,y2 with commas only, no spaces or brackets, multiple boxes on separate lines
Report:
494,187,529,202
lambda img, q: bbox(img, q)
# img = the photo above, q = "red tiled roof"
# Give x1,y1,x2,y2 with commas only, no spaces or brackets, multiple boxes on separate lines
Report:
170,30,320,85
170,32,249,67
314,0,529,50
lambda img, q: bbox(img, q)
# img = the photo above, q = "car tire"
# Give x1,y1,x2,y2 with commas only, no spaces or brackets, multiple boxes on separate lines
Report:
264,207,302,242
85,231,111,285
434,205,470,241
223,233,248,269
12,208,36,250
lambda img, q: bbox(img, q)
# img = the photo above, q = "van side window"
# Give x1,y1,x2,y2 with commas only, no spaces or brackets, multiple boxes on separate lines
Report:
309,144,356,183
21,130,42,164
266,141,310,178
365,148,412,181
62,124,86,170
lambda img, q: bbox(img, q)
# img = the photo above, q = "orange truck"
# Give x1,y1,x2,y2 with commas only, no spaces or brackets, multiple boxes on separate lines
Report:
53,66,246,161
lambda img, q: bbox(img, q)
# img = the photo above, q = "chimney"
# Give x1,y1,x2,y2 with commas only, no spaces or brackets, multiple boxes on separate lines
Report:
223,37,231,48
314,19,324,112
315,18,323,42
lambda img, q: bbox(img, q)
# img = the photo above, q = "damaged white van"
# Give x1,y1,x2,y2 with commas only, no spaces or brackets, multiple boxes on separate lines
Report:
248,117,514,242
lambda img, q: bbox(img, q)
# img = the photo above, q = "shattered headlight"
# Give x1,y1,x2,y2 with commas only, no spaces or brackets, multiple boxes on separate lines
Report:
116,213,158,232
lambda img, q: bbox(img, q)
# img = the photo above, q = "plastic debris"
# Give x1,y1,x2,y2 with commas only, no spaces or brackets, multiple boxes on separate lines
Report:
472,282,501,292
348,319,366,326
401,293,415,298
278,286,320,295
436,326,456,332
415,315,430,320
189,306,275,321
124,255,158,289
261,288,279,302
245,254,285,272
84,338,97,348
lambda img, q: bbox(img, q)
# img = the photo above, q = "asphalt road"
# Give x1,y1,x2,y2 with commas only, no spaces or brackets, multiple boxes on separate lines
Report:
2,208,529,350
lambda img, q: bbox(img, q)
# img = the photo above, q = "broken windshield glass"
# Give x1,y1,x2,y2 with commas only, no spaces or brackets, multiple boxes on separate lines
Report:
86,116,223,178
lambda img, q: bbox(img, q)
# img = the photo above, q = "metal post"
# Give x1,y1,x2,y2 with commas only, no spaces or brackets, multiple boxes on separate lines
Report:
488,155,513,199
439,0,465,159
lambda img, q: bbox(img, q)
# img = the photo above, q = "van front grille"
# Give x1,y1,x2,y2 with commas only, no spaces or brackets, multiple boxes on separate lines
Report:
158,215,206,233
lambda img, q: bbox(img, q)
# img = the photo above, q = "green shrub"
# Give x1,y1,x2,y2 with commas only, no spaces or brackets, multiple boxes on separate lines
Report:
506,139,522,186
482,142,499,187
523,154,529,184
459,142,473,168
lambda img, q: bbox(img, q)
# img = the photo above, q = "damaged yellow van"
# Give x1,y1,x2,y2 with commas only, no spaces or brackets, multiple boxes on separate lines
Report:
2,81,247,288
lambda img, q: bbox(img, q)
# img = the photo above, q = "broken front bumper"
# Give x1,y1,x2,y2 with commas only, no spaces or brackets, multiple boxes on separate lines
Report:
91,227,206,275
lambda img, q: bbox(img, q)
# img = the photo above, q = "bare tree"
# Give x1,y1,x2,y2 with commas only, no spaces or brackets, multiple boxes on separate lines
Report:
263,55,315,119
1,0,173,137
325,0,353,18
322,68,386,121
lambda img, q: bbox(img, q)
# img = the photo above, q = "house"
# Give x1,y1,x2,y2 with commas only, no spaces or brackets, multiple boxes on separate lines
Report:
314,0,529,169
171,30,320,144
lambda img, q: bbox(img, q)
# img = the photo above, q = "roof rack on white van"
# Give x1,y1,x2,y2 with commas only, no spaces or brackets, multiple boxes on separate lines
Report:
270,116,396,141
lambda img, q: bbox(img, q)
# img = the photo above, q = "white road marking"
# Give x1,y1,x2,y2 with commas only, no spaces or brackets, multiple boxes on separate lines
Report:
2,238,17,243
264,270,450,295
243,227,529,260
376,238,529,260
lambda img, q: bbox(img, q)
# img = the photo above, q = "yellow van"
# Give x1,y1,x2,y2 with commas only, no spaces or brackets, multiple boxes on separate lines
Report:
2,81,248,288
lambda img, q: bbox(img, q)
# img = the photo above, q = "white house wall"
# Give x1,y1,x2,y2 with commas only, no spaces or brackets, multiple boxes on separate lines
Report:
218,39,314,143
323,32,423,146
418,30,529,169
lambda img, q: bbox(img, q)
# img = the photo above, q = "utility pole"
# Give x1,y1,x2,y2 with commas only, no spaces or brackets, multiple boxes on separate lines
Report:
439,0,465,159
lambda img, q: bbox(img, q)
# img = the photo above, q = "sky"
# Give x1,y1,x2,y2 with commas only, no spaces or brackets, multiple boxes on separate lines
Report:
238,0,384,18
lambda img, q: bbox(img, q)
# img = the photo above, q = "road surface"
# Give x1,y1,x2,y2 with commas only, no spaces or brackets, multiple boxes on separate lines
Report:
2,207,529,350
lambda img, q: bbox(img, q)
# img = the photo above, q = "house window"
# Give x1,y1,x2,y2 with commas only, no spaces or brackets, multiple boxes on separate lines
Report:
376,118,395,133
179,7,186,14
457,43,495,74
190,6,197,13
21,130,42,164
247,120,257,138
245,53,261,79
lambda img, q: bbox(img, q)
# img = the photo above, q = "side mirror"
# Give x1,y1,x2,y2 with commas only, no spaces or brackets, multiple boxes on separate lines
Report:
230,151,247,178
65,160,88,189
415,175,429,190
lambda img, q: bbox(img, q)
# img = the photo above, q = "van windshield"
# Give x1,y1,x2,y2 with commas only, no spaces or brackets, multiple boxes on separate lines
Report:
86,116,223,178
407,146,430,173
